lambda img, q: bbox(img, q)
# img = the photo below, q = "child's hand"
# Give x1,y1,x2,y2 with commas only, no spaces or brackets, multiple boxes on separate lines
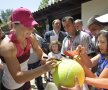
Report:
64,45,86,58
76,45,86,56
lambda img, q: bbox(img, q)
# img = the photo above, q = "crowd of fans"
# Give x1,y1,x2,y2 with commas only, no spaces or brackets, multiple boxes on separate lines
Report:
0,7,108,90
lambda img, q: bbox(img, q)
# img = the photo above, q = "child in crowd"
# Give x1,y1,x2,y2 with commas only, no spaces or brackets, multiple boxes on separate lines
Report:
77,29,108,90
48,41,62,60
47,41,62,81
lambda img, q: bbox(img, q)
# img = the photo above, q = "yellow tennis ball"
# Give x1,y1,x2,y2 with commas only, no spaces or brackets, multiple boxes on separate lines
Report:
52,59,85,87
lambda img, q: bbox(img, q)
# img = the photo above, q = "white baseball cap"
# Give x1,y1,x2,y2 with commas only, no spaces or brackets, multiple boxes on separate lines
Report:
95,13,108,23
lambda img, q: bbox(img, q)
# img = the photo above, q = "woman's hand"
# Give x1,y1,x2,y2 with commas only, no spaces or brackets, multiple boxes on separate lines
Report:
43,58,57,72
75,45,92,68
40,58,46,65
58,76,82,90
76,45,86,56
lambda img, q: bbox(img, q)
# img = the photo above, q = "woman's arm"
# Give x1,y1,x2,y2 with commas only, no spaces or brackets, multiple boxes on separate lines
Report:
0,42,56,84
90,54,100,67
30,34,46,64
84,68,108,89
77,45,100,68
85,77,108,89
84,56,108,89
76,46,100,77
30,34,43,59
76,45,92,68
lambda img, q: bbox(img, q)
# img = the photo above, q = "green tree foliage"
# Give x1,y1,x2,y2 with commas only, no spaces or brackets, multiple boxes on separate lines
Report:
50,0,60,4
0,19,2,24
38,0,62,10
0,9,12,23
38,0,49,10
0,9,12,32
0,18,2,27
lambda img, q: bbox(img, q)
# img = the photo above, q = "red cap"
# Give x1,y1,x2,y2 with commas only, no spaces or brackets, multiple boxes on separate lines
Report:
11,7,38,28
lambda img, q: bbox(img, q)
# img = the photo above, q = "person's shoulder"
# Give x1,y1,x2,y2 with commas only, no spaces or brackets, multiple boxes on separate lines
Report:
48,52,53,56
30,33,42,40
29,34,37,43
45,30,53,35
60,31,67,34
80,31,90,37
34,33,42,40
37,34,43,41
62,36,68,44
35,34,41,38
0,40,17,57
48,52,52,55
63,36,68,40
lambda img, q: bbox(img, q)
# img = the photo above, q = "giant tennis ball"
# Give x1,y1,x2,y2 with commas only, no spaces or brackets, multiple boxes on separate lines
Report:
52,59,85,87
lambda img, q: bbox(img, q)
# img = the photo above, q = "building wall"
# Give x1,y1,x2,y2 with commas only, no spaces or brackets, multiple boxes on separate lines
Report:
82,0,108,28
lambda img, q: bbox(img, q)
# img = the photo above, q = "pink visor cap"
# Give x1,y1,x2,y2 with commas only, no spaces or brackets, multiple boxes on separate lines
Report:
95,13,108,23
11,7,38,28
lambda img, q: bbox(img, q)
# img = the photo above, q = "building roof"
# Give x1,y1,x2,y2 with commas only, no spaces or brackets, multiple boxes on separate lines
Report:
33,0,91,21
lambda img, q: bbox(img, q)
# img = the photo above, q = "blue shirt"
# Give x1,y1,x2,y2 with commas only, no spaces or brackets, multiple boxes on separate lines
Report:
96,54,108,76
96,54,108,90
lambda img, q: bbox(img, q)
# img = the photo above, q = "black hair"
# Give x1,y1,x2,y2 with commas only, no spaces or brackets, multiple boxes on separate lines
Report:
96,29,108,53
52,19,61,25
62,16,74,23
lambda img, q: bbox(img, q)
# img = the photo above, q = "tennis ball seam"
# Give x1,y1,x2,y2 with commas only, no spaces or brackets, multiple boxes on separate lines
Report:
60,61,73,85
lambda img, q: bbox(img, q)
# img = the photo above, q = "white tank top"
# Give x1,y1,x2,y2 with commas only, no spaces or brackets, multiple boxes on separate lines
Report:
1,35,30,89
2,60,28,89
